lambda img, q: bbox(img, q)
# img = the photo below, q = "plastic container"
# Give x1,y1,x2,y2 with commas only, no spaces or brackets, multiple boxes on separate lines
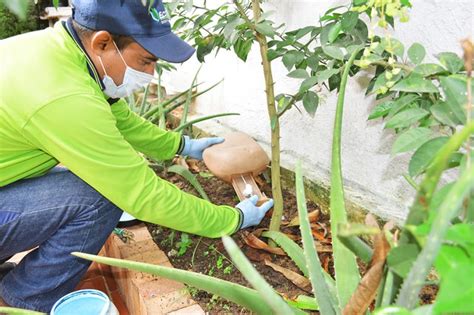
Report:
51,289,119,315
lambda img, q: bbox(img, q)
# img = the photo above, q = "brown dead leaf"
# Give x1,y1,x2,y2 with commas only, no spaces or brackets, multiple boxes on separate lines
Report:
462,38,473,75
254,174,267,188
186,159,201,173
173,156,189,169
314,222,329,238
312,229,326,241
343,262,385,315
383,220,396,232
287,210,320,227
365,213,380,229
343,214,391,315
321,255,330,273
251,228,268,238
264,259,312,292
314,242,332,253
245,247,271,262
242,231,286,256
371,230,391,265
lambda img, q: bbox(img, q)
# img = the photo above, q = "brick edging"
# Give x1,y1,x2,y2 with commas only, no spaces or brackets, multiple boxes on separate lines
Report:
103,224,205,315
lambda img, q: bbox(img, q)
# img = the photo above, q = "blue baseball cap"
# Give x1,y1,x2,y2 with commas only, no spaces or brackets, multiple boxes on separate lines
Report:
71,0,195,63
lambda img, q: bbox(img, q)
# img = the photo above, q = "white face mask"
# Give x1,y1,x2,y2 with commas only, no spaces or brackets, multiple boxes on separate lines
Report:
98,41,155,98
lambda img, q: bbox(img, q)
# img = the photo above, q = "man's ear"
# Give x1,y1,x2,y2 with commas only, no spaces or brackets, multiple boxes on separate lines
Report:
90,31,114,56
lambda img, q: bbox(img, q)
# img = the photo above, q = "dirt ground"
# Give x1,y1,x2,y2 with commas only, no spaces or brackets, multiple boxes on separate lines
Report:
146,160,437,314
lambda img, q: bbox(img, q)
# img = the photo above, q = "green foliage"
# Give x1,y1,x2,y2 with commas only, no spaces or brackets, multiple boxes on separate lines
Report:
397,148,474,309
407,43,425,65
0,307,45,315
0,2,41,39
408,137,448,177
329,49,362,308
138,1,472,313
222,236,303,315
72,251,276,314
176,233,192,256
167,165,210,201
296,161,338,314
391,127,432,154
262,230,309,277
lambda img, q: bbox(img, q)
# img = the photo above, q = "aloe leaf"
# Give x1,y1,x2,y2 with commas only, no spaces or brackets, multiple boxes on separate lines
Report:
396,162,474,309
180,65,202,129
262,230,308,276
296,161,339,315
138,84,150,116
0,308,45,315
262,230,337,295
287,295,319,311
173,113,240,132
142,82,203,119
71,252,273,314
167,165,209,201
379,270,395,307
337,234,373,264
222,236,303,315
330,48,362,307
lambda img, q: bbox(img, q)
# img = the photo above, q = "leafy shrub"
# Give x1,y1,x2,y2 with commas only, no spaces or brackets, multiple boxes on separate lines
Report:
0,2,43,40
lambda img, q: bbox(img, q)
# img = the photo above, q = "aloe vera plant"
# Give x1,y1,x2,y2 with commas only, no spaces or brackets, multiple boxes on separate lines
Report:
71,159,338,314
167,164,210,201
329,48,362,307
72,3,471,314
71,251,276,314
0,307,45,315
396,153,474,308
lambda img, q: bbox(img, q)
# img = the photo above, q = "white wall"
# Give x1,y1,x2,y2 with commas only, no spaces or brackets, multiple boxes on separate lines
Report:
162,0,474,223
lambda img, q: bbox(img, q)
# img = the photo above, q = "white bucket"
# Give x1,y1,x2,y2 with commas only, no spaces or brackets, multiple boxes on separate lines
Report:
51,289,119,315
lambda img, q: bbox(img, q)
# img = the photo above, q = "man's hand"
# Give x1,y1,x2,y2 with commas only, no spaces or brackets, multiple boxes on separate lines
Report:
181,135,224,160
236,195,274,229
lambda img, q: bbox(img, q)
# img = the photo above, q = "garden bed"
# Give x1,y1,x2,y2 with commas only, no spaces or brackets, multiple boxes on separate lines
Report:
146,160,437,313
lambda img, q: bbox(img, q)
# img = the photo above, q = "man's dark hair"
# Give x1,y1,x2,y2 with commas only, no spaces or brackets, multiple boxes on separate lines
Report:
72,19,134,51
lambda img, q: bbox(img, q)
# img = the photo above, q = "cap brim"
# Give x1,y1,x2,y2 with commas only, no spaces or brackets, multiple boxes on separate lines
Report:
135,32,195,63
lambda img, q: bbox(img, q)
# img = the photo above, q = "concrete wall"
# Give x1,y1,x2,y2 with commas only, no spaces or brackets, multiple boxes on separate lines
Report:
161,0,474,223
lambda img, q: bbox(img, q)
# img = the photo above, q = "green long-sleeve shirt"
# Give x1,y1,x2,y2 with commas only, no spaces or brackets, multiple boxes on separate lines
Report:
0,21,241,238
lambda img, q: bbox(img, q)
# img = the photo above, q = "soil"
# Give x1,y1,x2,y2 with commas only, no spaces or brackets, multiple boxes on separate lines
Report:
145,160,437,314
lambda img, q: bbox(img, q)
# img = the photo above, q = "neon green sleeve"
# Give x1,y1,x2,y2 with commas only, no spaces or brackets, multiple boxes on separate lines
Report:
22,95,242,238
110,99,181,161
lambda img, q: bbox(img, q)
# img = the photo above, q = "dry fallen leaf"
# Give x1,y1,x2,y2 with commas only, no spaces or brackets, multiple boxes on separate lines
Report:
251,228,268,238
186,159,201,173
314,242,332,253
342,214,391,315
321,255,330,273
173,156,189,169
242,231,286,256
254,174,267,188
287,210,320,227
245,247,271,262
462,38,473,75
311,229,326,241
264,259,312,292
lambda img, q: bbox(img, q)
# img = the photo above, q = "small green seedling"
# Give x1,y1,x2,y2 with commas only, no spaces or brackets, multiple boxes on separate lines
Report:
176,233,192,257
223,265,233,275
216,255,224,269
199,171,214,178
161,230,175,248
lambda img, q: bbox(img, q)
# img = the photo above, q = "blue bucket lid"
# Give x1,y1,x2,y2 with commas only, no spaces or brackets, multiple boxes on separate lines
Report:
51,289,116,315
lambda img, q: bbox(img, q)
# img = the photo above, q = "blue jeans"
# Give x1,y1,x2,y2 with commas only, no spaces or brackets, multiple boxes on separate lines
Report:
0,167,123,312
